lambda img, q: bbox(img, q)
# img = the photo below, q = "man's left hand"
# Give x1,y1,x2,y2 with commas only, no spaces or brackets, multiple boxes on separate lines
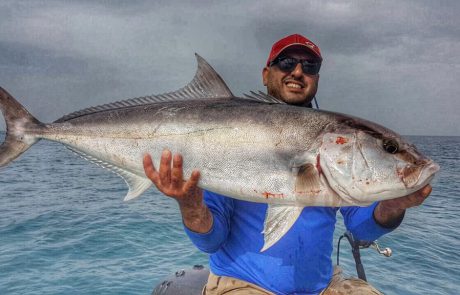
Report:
374,185,432,228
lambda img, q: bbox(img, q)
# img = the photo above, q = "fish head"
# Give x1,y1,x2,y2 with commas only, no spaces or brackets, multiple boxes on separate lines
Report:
317,117,440,205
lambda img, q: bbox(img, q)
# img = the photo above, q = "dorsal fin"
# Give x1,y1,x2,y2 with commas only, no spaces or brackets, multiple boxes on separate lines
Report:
243,91,286,104
55,54,234,123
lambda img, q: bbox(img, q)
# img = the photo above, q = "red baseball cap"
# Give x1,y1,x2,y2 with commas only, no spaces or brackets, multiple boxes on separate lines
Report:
266,34,322,66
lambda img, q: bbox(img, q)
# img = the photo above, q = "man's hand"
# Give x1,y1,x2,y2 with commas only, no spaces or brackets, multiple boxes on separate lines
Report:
143,150,201,204
374,185,432,228
143,150,212,233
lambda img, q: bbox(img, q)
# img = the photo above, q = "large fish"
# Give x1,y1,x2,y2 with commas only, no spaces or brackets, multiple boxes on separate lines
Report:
0,54,439,250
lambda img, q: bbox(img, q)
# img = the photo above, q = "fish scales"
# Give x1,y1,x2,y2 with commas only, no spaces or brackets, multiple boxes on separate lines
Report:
42,99,329,205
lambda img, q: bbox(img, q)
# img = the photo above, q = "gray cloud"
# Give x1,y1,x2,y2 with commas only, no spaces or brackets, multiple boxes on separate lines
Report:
0,0,458,135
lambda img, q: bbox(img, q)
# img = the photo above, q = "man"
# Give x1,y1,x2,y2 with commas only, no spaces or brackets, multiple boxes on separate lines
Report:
143,34,432,294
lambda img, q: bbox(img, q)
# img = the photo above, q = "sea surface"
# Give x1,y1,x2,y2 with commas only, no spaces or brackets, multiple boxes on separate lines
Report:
0,133,458,295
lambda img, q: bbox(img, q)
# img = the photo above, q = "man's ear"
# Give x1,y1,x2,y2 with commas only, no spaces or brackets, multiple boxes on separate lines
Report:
262,67,269,86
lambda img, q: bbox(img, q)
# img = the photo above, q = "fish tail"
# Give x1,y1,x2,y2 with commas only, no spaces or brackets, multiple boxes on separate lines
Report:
0,87,44,167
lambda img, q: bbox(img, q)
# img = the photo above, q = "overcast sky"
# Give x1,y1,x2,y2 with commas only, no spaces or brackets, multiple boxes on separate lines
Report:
0,0,458,135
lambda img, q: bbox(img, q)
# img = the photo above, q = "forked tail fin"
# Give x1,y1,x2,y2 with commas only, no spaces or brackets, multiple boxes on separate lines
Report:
0,87,44,167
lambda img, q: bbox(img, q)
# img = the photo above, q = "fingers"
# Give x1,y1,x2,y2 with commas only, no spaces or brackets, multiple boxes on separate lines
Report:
143,154,159,184
383,184,432,210
404,184,431,208
159,150,172,186
183,170,201,193
412,184,431,205
420,184,432,198
144,150,201,200
171,154,184,189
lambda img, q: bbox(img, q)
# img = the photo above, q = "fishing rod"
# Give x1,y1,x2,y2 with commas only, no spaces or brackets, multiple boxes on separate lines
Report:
337,231,392,281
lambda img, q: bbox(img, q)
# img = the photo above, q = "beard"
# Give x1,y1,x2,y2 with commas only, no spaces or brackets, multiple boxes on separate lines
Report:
266,79,316,107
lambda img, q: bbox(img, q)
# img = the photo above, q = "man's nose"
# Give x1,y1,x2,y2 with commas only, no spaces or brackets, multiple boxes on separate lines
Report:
291,63,304,77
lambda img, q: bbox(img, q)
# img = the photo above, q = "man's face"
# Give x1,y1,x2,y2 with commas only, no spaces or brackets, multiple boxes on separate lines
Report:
262,47,320,105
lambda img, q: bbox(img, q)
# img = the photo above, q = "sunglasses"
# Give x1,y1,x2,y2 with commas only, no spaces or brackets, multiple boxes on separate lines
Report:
269,57,321,75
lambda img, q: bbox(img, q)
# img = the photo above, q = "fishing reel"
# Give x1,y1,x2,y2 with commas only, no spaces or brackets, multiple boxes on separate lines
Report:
369,241,392,257
337,231,392,281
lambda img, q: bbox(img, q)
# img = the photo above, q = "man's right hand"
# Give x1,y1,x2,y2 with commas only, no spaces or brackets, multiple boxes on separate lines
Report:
143,150,213,233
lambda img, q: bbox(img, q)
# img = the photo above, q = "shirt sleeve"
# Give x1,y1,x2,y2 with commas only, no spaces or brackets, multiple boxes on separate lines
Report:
340,202,403,241
183,190,234,253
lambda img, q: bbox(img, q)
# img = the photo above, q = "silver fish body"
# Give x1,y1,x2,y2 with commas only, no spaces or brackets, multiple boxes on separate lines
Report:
0,55,439,250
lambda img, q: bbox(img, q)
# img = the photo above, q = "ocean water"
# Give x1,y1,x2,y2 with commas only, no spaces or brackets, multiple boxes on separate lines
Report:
0,133,458,295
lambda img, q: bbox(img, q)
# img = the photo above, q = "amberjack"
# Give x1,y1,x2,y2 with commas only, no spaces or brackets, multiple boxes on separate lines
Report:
0,54,439,250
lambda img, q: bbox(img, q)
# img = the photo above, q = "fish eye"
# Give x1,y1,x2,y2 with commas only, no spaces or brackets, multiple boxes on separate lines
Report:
383,139,399,154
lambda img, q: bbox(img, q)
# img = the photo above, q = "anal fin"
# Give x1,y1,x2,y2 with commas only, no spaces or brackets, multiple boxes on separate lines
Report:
261,205,303,252
66,147,151,201
119,169,153,201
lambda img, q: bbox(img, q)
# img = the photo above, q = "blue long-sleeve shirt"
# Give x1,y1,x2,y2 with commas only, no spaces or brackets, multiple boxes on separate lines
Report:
185,190,399,295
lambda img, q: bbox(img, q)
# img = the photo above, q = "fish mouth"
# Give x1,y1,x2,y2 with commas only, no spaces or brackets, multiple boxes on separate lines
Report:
400,161,440,189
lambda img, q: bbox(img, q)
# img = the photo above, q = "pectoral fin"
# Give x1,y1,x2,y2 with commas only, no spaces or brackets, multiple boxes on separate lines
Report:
261,205,303,252
295,163,321,194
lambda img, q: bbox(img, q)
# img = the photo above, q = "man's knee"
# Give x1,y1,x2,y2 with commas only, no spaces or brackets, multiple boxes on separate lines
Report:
321,266,383,295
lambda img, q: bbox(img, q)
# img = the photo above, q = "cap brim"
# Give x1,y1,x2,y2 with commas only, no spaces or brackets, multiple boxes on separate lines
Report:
272,43,322,63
